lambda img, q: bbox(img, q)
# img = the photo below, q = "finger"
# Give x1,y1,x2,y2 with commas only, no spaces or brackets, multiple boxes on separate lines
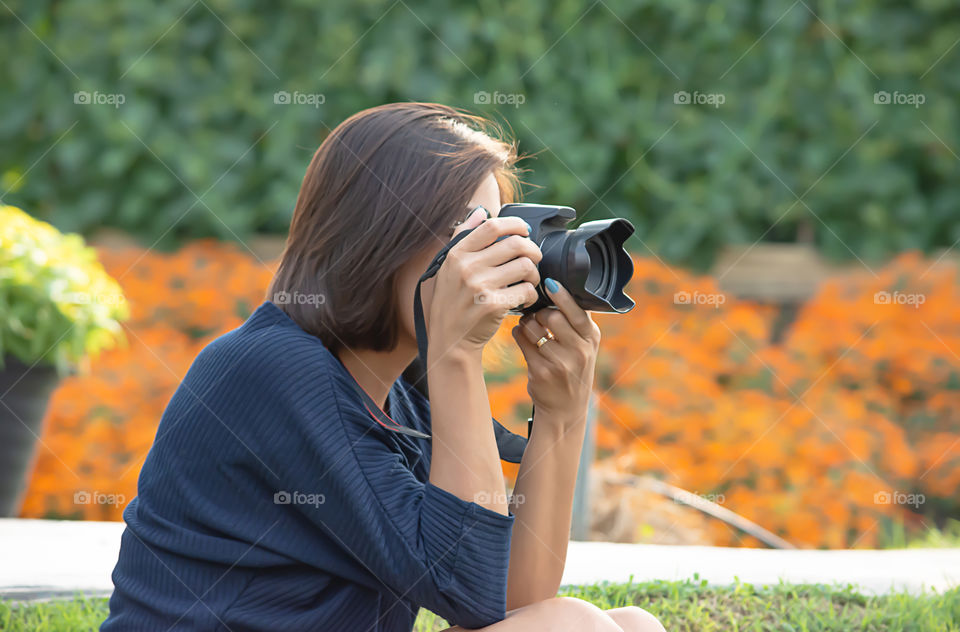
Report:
457,216,530,252
519,315,563,361
452,205,489,239
518,314,547,344
510,325,539,367
485,256,540,290
486,283,538,311
473,234,543,268
543,278,595,340
513,322,552,361
512,324,542,363
534,307,578,345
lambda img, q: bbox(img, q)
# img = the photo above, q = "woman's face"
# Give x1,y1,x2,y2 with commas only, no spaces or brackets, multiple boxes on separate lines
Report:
395,172,502,353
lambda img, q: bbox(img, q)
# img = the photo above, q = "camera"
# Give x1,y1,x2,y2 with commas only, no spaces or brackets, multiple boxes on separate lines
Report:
497,204,635,314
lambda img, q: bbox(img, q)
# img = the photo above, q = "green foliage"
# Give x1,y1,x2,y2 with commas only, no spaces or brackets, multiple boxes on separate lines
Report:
3,580,959,631
0,205,127,372
2,0,960,268
905,519,960,549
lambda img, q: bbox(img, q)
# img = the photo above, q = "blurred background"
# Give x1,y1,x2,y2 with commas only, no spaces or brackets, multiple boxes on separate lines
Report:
2,0,959,551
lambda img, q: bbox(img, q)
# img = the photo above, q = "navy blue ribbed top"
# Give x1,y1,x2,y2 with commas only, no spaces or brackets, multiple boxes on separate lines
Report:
101,300,514,631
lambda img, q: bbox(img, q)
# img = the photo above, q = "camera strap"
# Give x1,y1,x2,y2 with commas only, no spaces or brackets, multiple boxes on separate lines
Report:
338,233,476,442
404,228,531,464
343,374,432,440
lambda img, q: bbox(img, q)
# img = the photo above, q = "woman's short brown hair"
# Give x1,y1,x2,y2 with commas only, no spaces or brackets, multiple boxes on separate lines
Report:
267,102,520,353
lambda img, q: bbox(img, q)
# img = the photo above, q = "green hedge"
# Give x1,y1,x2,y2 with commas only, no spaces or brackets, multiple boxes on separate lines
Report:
2,0,959,268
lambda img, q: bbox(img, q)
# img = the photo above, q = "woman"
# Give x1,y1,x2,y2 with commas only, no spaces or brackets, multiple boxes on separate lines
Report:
102,103,665,631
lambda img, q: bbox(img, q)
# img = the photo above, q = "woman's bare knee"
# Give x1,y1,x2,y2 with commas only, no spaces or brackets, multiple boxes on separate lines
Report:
547,597,623,631
605,606,666,632
444,596,624,631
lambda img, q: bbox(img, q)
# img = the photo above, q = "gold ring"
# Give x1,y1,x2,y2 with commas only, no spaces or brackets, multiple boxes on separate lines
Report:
545,328,556,341
536,336,550,348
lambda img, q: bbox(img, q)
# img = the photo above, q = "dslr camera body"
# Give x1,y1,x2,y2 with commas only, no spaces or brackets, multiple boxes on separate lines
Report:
497,203,635,314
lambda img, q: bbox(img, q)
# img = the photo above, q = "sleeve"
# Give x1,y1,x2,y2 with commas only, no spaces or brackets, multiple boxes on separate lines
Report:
256,361,515,628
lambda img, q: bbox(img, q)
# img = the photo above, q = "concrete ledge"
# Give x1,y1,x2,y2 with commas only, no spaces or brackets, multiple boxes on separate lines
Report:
0,519,124,601
1,519,957,601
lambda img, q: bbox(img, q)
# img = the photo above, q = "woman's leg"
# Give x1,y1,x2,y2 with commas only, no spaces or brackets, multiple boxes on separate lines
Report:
605,606,667,631
442,597,666,631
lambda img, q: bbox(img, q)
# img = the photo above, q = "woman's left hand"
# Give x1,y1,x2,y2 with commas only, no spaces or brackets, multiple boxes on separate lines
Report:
511,278,601,427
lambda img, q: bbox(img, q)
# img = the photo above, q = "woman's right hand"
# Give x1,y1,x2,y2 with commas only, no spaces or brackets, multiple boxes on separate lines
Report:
428,207,542,359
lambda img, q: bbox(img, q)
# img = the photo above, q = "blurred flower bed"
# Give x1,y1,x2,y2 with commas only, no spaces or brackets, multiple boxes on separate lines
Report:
21,243,960,549
599,253,959,548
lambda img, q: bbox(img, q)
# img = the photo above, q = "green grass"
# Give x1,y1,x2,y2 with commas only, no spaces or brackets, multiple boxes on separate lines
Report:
556,580,960,632
884,519,960,550
2,579,958,631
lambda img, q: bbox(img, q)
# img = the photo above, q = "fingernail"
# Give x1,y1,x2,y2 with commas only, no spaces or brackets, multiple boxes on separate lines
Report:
545,278,559,293
524,221,532,235
470,206,488,222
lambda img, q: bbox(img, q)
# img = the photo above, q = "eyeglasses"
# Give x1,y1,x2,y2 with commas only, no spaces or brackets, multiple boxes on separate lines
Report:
449,205,491,233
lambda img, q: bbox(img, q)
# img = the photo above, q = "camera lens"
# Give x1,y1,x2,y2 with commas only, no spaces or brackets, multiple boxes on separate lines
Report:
585,239,611,295
562,219,634,313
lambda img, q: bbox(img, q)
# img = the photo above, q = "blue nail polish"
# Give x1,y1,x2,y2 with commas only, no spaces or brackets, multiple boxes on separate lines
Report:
545,278,559,293
524,221,532,235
